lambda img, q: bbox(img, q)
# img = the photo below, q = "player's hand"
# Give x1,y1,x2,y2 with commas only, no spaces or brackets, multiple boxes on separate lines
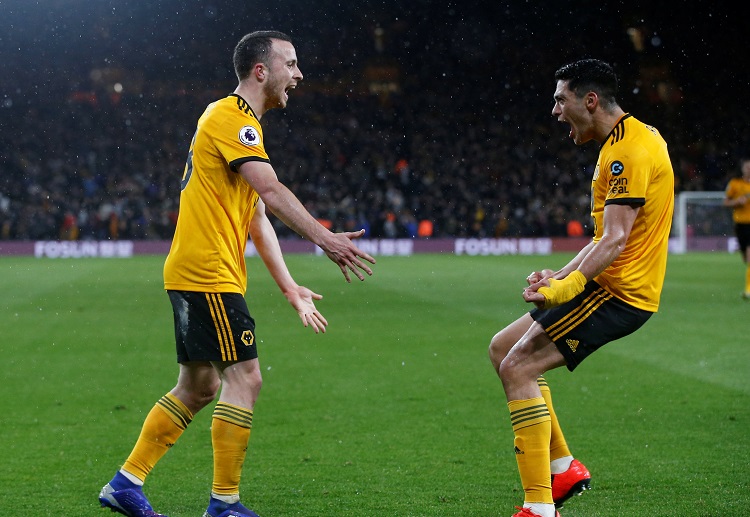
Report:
323,229,376,282
523,282,547,307
526,269,555,286
524,270,587,309
284,285,328,333
523,269,555,307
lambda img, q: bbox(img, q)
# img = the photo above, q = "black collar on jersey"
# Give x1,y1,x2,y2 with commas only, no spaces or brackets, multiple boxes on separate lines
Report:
601,113,632,149
229,93,259,120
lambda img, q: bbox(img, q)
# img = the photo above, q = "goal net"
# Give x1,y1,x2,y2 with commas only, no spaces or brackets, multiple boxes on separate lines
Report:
672,191,737,254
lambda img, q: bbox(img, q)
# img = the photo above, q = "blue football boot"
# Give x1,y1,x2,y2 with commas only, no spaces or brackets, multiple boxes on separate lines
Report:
99,471,168,517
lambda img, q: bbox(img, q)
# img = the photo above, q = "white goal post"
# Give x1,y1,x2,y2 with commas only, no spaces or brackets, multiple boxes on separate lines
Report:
672,191,736,254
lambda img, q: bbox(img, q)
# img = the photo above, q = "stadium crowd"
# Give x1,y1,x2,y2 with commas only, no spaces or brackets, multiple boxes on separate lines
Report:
2,3,748,242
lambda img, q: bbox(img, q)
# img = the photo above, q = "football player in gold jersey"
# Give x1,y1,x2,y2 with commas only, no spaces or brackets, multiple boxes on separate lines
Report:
100,31,375,517
488,59,674,517
723,157,750,298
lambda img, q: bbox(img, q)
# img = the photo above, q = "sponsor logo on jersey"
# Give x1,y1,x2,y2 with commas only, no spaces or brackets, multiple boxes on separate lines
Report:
610,160,624,176
609,176,630,195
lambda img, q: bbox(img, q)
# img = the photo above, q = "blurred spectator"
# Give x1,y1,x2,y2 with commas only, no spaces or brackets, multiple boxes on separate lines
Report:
1,4,747,242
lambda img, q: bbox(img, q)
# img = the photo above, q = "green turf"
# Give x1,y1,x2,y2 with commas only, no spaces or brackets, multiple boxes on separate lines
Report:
0,252,748,516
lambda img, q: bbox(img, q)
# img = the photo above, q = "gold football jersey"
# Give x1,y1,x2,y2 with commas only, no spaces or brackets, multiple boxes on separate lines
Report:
725,177,750,224
164,94,267,294
590,114,674,311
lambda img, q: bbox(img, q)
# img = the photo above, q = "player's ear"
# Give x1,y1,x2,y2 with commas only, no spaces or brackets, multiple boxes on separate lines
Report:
585,92,598,111
254,63,266,80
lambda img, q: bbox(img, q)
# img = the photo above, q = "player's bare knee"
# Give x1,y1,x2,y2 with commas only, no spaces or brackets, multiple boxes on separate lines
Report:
488,336,503,370
489,330,514,369
496,354,514,385
251,372,263,394
245,369,263,403
174,384,218,414
497,349,532,391
206,376,222,399
193,381,220,410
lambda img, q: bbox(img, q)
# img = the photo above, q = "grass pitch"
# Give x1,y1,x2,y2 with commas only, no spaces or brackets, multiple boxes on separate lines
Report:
0,252,748,516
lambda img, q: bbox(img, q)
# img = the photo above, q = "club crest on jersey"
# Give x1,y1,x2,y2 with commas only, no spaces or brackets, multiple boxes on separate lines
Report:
610,160,624,176
239,126,260,147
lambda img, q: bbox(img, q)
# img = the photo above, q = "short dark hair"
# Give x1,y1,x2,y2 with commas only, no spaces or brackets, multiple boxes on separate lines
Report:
233,30,293,81
554,59,618,107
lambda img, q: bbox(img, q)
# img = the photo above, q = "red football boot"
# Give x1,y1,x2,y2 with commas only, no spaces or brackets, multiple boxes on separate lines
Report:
551,458,591,508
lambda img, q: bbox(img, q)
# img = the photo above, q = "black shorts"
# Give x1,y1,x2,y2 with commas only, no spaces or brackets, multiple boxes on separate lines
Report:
735,223,750,255
167,290,257,363
530,281,652,371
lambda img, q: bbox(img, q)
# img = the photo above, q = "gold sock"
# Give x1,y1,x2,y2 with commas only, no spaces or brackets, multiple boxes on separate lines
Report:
537,376,571,462
211,402,253,496
745,263,750,293
122,393,193,481
508,397,553,504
